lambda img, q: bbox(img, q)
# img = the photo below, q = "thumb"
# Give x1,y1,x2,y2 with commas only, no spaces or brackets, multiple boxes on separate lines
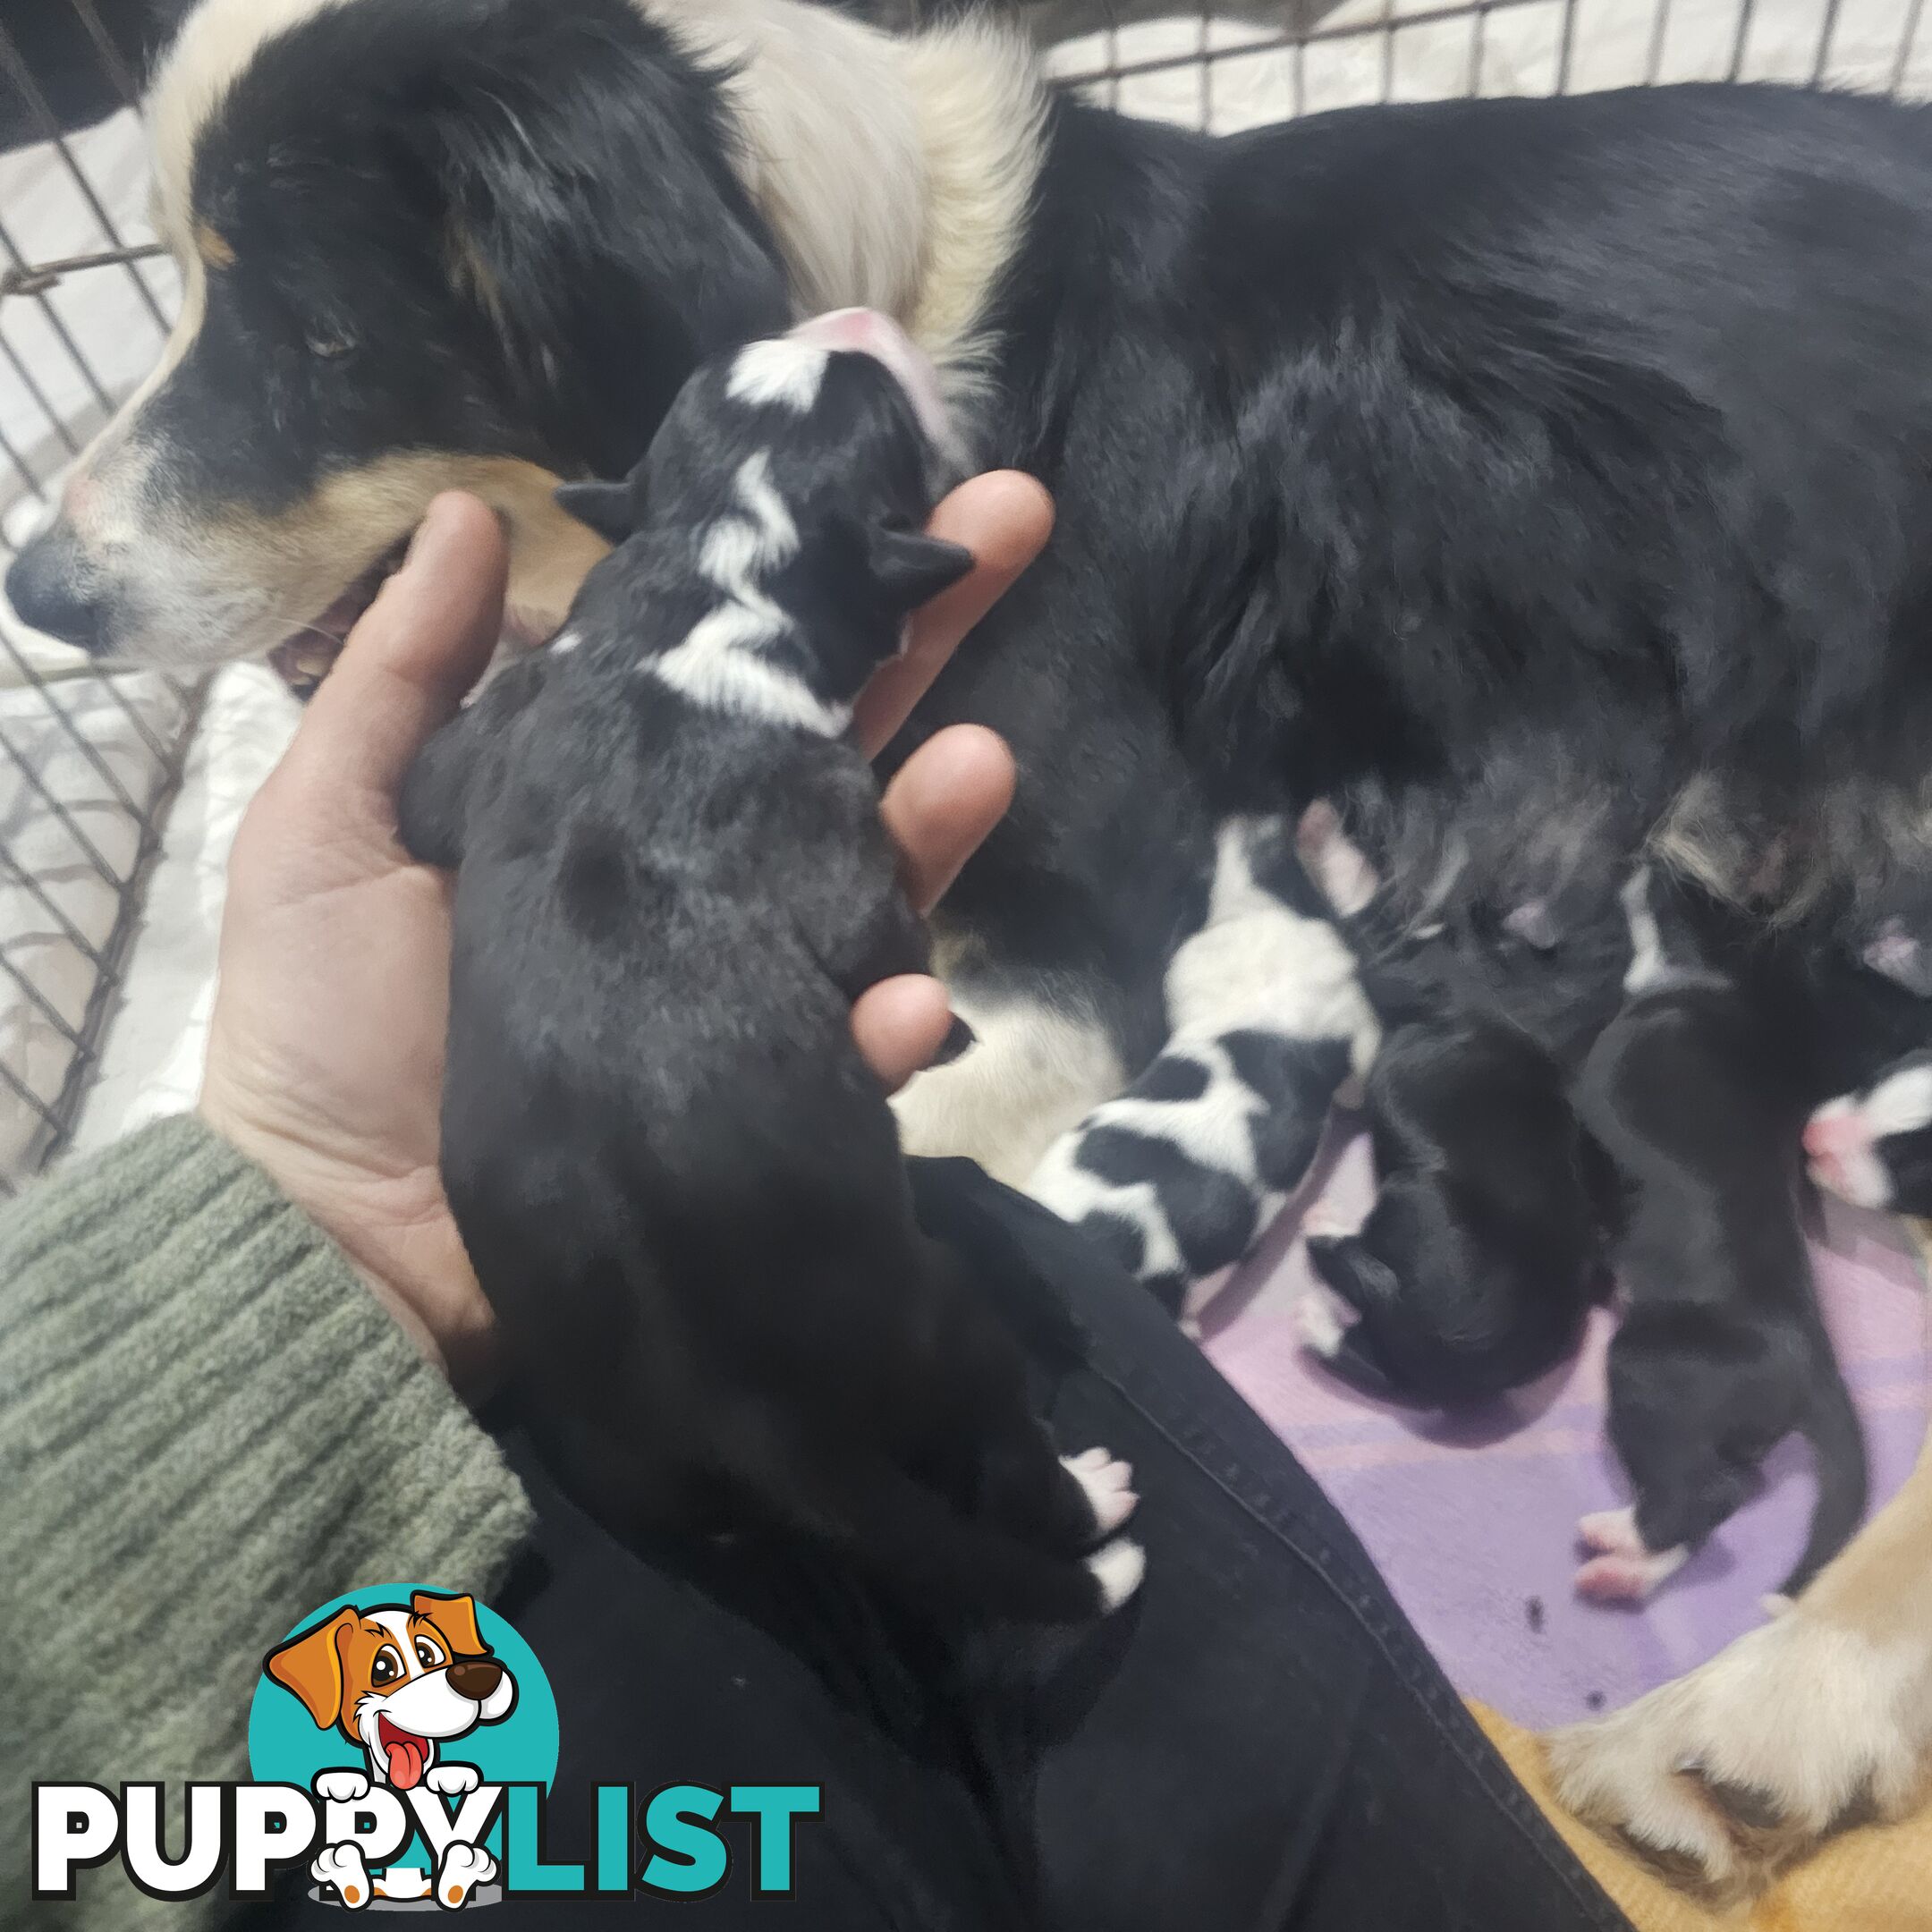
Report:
272,494,509,822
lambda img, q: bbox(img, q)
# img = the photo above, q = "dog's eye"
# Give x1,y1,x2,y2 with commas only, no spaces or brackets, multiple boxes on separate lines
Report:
369,1646,404,1686
413,1637,445,1670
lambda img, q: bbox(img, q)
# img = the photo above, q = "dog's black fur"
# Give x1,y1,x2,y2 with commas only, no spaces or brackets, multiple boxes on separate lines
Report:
1308,1017,1613,1405
1575,895,1868,1598
399,326,1136,1623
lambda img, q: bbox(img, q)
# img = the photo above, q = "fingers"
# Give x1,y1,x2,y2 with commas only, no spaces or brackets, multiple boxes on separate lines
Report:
273,494,508,818
852,974,955,1093
879,724,1016,913
854,470,1054,757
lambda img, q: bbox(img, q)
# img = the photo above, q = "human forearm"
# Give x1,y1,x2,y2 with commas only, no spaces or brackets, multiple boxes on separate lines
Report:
0,1116,533,1929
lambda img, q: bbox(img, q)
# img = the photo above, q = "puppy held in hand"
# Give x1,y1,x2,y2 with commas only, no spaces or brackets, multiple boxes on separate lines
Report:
1571,869,1867,1605
1302,1018,1612,1404
401,309,1142,1623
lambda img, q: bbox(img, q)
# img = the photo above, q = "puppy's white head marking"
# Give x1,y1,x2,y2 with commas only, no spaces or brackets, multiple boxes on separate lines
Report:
725,338,831,413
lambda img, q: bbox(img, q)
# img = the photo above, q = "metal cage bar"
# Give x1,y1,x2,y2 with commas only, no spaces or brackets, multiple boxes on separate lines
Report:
0,0,198,1192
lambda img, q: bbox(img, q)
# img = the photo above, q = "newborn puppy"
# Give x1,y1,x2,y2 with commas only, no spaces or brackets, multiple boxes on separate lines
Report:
1293,803,1612,1402
1302,1017,1612,1404
1572,869,1867,1604
1804,1049,1932,1215
400,309,1143,1624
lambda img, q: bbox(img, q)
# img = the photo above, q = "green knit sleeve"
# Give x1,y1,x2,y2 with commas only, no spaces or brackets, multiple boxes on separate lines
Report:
0,1115,536,1930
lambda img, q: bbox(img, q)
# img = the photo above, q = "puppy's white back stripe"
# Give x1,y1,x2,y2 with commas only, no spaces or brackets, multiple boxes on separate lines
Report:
726,339,830,412
648,605,848,734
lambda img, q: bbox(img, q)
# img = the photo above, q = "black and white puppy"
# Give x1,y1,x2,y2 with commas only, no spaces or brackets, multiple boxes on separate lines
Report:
1571,869,1867,1604
400,308,1143,1624
1804,1048,1932,1216
1292,803,1613,1402
1028,813,1378,1318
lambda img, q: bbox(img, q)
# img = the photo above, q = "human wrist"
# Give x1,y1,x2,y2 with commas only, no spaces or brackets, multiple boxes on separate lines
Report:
196,1098,499,1396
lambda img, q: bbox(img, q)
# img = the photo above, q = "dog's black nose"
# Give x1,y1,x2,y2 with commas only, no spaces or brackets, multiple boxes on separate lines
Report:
446,1657,504,1702
5,524,109,650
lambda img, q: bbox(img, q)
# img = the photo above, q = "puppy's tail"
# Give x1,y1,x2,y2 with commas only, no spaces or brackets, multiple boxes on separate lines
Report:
1784,1360,1869,1597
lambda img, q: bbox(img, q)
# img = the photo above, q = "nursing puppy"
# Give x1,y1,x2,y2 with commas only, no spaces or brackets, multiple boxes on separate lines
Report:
1292,804,1613,1402
1303,1018,1612,1405
1572,870,1867,1604
400,309,1143,1623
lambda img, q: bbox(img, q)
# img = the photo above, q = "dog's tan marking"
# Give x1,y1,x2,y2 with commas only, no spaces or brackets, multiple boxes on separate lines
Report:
446,225,505,332
195,222,236,270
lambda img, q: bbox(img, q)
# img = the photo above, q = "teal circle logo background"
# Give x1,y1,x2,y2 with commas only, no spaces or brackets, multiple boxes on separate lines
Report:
248,1585,559,1796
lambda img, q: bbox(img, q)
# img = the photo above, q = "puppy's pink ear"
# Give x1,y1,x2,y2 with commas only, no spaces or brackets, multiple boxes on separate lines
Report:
264,1610,355,1730
869,529,974,618
411,1589,489,1658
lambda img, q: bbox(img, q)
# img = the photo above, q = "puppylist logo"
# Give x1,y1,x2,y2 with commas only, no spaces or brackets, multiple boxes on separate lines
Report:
33,1584,820,1910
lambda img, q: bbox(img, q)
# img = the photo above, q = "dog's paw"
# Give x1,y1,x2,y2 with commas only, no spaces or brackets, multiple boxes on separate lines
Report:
313,1769,371,1805
1546,1608,1932,1903
1293,1281,1353,1360
435,1841,497,1909
1573,1506,1688,1605
311,1843,374,1911
1085,1537,1146,1614
1064,1448,1138,1537
425,1763,480,1798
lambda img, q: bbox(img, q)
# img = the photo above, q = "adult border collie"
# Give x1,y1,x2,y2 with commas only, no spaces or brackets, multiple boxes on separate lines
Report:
13,0,1932,1885
17,0,1932,1197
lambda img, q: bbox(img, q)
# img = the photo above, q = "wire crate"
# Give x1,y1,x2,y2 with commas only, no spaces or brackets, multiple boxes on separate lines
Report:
0,4,193,1196
0,0,1928,1197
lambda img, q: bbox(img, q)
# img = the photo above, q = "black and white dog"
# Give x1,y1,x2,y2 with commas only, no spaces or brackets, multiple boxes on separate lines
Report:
398,308,1143,1623
1570,872,1868,1606
18,0,1932,1284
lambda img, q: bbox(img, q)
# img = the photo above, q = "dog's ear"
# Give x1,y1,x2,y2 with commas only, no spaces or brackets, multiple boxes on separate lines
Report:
428,24,791,478
867,529,974,619
264,1609,356,1730
555,478,639,548
411,1590,491,1659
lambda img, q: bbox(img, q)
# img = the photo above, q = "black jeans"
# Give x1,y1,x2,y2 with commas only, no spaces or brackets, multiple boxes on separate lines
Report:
268,1160,1629,1931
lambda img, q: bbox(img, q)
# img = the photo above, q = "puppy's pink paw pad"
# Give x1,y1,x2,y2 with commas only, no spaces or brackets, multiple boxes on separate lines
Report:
1574,1554,1657,1604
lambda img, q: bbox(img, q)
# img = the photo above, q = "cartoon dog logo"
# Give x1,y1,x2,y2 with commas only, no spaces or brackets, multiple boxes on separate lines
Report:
264,1590,517,1908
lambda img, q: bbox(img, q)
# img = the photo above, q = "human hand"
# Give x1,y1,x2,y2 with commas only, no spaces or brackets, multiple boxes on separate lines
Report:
200,476,1052,1387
